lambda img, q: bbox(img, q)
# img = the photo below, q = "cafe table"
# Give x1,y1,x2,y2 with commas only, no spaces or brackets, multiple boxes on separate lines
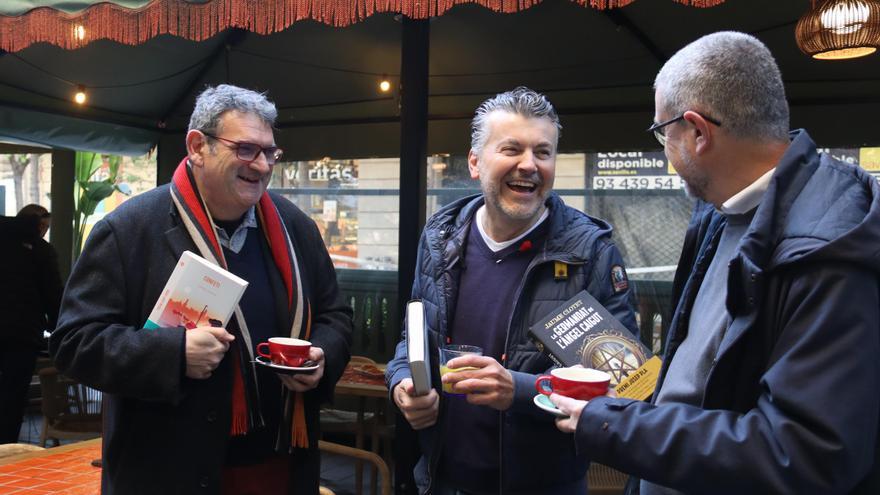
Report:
0,438,101,495
331,359,390,495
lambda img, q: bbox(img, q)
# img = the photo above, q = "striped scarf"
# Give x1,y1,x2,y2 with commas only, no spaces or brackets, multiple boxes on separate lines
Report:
170,157,312,448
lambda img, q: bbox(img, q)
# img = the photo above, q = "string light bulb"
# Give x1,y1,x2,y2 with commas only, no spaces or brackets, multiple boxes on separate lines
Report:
379,77,392,93
74,85,87,105
74,25,86,41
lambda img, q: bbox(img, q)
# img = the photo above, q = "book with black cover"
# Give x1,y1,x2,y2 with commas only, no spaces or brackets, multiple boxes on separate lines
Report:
529,290,653,388
406,299,431,396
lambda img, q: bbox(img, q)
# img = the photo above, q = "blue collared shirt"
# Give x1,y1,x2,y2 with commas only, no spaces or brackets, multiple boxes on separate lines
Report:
214,207,257,254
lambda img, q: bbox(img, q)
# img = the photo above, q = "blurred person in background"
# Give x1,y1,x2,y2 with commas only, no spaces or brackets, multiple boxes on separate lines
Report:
0,204,62,443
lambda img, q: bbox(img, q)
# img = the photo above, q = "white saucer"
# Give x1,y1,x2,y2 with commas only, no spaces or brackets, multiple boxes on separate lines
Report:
533,394,569,418
254,356,319,375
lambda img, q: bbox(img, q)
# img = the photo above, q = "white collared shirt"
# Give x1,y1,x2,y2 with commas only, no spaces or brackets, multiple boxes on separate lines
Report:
719,167,776,215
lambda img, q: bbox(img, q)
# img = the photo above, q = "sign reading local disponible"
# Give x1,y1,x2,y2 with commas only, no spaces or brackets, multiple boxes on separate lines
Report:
587,147,880,191
588,151,683,190
819,147,880,181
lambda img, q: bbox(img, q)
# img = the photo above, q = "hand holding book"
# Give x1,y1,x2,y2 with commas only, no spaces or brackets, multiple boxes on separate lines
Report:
146,251,248,380
528,290,661,401
185,326,235,379
392,378,439,430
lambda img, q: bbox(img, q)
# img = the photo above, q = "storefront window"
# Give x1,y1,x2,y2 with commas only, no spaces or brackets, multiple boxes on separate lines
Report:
268,159,401,361
426,150,690,352
269,158,399,271
425,151,692,284
0,153,53,234
819,147,880,178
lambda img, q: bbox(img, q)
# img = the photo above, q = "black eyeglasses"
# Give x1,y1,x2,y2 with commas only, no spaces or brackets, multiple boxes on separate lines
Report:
646,112,722,147
202,132,284,165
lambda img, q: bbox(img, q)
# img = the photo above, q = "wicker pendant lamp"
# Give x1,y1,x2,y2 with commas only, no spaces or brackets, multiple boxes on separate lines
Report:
796,0,880,59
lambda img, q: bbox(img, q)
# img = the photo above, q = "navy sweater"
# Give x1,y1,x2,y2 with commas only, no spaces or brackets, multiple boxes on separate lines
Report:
439,216,548,493
215,220,284,466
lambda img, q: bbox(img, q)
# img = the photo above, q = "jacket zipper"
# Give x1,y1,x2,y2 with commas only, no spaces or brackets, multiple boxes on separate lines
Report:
425,227,453,495
424,216,586,493
497,254,585,494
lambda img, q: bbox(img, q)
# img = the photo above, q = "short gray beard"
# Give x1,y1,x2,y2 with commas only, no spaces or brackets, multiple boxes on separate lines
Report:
676,147,708,202
480,172,546,222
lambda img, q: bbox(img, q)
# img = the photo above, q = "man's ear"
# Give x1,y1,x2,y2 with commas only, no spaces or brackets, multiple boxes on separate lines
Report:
467,150,480,179
684,111,713,156
185,129,208,167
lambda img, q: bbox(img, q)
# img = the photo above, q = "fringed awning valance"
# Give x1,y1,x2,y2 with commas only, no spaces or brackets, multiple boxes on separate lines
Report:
0,0,726,52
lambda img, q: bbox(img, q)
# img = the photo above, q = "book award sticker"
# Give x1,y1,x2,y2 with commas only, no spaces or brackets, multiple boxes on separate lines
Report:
611,265,629,293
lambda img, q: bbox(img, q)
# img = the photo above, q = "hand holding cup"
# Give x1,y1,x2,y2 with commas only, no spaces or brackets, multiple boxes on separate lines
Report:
440,345,515,410
257,337,311,367
278,346,325,392
535,367,611,401
439,344,483,395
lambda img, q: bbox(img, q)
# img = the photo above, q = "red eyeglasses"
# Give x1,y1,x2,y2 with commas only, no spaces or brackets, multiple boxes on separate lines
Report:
202,132,284,165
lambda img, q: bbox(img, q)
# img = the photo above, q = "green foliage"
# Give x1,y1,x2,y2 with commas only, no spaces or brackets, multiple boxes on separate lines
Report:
72,151,128,261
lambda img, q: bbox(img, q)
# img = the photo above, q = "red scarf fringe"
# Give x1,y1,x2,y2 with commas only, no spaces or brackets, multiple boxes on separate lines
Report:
230,351,248,436
291,302,312,448
0,0,726,52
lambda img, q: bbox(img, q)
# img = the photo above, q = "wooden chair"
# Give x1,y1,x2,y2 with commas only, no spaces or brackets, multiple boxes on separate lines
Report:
587,463,629,495
0,443,44,459
319,440,391,495
37,367,102,447
322,356,393,495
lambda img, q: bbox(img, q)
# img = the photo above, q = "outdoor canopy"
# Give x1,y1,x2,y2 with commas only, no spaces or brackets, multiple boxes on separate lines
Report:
0,0,725,52
0,0,876,156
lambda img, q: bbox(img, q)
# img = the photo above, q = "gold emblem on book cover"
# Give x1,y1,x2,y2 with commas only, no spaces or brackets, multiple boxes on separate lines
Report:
578,330,648,385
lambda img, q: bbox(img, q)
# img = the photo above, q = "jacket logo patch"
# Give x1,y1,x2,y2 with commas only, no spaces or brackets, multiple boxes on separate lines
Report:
611,265,629,293
554,261,568,280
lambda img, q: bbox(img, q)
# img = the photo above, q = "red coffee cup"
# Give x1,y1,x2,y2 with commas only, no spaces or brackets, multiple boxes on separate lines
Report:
535,367,611,401
257,337,311,367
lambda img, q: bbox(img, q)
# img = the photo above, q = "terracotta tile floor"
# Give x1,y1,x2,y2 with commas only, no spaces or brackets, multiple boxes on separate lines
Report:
10,414,382,495
0,441,100,495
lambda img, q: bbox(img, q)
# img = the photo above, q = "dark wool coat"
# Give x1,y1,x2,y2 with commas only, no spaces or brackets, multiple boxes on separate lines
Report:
51,184,352,495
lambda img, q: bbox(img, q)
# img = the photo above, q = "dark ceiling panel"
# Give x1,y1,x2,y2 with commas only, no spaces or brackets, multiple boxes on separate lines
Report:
0,0,877,154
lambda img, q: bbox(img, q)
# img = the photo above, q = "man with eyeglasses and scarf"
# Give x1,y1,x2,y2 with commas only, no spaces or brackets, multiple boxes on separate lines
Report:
551,31,880,495
52,84,352,495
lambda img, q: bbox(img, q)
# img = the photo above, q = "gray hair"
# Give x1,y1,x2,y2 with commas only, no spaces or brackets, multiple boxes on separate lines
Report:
188,84,278,134
654,31,789,142
470,86,561,153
